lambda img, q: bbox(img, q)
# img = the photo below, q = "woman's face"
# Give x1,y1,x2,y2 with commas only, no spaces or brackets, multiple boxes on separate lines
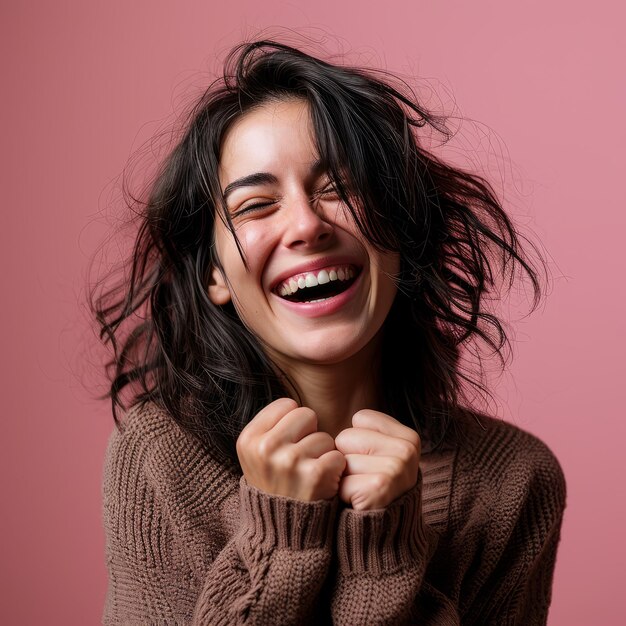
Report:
209,98,399,372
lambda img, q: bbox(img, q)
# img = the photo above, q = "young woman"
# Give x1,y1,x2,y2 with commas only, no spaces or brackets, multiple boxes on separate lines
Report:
96,39,566,625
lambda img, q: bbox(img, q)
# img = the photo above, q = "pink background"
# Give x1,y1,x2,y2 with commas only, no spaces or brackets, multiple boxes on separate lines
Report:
2,1,624,624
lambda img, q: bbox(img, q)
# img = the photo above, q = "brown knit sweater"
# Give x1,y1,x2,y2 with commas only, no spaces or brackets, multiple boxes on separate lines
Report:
101,402,566,625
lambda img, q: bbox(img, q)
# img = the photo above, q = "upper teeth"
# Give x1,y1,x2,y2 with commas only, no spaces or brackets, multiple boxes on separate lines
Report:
277,266,355,297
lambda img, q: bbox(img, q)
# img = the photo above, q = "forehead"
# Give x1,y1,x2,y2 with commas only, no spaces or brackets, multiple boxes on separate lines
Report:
218,99,318,184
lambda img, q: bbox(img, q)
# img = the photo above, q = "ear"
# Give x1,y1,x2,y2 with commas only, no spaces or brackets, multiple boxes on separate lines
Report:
207,265,232,305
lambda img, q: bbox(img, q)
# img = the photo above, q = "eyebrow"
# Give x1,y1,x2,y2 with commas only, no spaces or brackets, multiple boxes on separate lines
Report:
222,159,325,201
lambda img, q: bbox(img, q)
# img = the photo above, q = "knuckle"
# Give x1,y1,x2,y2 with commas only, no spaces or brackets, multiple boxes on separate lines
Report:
255,437,268,458
235,436,245,456
236,427,250,448
274,447,298,472
398,441,417,464
371,473,389,492
236,431,254,461
306,461,325,486
387,456,404,477
255,436,276,460
407,430,421,451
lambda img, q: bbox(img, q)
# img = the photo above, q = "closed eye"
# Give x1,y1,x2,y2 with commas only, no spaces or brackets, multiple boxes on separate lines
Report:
313,182,341,201
231,181,343,218
232,201,277,218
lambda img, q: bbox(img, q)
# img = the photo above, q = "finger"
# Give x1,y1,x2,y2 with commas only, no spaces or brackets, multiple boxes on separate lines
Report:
316,449,347,477
293,431,338,458
338,473,389,510
352,409,420,449
335,427,415,458
243,398,299,436
270,406,318,443
342,453,401,476
301,451,346,500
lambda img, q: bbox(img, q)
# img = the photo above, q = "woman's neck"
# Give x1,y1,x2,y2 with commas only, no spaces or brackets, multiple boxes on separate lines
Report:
273,340,384,439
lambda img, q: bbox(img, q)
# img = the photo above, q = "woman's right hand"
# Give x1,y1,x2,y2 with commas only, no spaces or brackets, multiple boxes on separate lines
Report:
236,398,346,501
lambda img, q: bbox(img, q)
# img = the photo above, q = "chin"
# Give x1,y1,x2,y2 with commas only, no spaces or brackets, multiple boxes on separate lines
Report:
287,332,377,367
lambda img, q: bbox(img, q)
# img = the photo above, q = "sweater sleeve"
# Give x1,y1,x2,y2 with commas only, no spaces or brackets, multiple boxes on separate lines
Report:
191,477,337,625
102,413,338,626
329,423,567,626
330,469,441,625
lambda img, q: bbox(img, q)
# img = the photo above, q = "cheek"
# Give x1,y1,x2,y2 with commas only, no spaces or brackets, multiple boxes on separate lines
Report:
372,252,400,311
233,222,280,272
214,223,279,315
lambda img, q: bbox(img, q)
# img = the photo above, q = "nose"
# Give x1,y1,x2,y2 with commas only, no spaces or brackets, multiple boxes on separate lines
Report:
281,192,335,250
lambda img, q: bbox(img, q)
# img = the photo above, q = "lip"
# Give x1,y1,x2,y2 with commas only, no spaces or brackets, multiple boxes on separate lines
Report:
270,268,364,318
268,255,364,293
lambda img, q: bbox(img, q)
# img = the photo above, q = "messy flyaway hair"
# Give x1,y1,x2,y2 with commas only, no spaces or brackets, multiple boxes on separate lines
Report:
91,39,546,461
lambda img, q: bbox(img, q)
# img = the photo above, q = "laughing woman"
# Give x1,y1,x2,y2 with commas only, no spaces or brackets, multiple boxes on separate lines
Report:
95,40,566,625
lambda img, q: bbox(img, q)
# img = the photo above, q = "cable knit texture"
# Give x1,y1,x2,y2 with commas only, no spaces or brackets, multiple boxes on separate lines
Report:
101,402,566,625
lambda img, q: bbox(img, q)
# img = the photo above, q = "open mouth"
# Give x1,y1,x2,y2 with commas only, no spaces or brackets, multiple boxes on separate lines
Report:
274,265,361,303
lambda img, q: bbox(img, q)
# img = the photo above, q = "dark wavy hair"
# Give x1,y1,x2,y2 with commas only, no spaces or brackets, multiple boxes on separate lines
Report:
91,39,546,460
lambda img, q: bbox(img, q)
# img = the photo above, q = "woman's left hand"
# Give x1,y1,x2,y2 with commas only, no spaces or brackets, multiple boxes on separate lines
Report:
334,409,421,511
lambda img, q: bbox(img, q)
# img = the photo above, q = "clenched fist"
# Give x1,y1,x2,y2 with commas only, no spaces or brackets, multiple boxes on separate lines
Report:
334,409,421,511
236,398,347,501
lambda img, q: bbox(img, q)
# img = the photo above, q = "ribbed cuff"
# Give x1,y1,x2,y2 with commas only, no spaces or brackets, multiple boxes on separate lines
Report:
239,476,339,551
336,471,433,575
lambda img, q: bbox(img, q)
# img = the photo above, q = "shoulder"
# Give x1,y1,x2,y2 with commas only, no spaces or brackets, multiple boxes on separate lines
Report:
103,401,178,470
442,414,566,527
103,401,199,483
103,401,240,510
451,412,567,522
101,405,242,615
458,414,565,489
102,402,170,500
